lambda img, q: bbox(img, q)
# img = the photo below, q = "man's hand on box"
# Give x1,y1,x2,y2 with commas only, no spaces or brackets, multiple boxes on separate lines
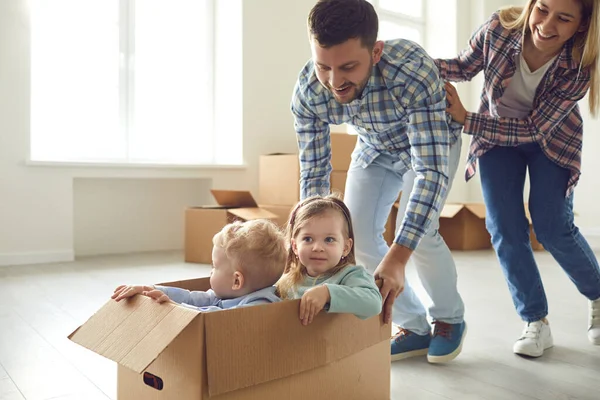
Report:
112,284,154,302
299,285,330,326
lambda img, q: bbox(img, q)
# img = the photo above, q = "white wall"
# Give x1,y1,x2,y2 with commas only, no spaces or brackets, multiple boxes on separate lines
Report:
3,0,599,266
0,0,313,266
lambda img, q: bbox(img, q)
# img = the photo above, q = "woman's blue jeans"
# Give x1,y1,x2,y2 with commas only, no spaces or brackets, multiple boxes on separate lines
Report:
479,143,600,322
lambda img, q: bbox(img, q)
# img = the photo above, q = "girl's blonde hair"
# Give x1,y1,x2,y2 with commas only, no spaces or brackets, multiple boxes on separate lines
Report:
275,194,356,299
213,219,287,291
499,0,600,116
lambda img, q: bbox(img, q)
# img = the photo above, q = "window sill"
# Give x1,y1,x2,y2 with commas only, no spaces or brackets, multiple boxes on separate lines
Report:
26,159,247,170
24,159,248,179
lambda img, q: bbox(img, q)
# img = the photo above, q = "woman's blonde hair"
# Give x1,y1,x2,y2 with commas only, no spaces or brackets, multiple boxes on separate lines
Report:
499,0,599,116
213,219,287,291
275,194,356,299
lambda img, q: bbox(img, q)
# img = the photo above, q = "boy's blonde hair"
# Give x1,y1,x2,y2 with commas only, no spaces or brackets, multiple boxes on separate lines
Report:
276,194,356,299
212,219,286,291
499,0,600,116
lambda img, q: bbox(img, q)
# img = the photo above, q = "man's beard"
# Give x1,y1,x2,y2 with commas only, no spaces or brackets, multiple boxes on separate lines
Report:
328,60,373,104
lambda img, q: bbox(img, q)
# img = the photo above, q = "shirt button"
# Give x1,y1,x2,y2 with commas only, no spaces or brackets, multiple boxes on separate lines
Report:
388,146,393,150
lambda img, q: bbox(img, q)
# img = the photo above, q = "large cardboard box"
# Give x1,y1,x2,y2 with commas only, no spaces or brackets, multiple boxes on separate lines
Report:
185,190,278,264
69,277,391,400
439,203,544,251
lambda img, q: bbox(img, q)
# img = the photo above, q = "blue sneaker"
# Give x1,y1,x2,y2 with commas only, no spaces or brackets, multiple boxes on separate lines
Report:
391,328,431,361
427,321,467,363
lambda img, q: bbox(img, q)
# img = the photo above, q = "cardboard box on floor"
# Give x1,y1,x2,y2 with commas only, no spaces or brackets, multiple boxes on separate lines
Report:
439,203,543,251
258,133,357,206
185,190,278,264
69,277,391,400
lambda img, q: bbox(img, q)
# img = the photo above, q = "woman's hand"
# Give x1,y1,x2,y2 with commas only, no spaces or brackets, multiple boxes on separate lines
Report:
444,82,467,125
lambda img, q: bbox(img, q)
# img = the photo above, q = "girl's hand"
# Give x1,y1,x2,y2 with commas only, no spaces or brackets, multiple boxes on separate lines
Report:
444,82,467,125
112,284,153,302
299,285,330,326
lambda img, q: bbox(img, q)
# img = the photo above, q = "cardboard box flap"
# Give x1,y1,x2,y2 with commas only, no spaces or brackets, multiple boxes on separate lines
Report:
440,204,465,218
228,207,278,221
465,203,487,219
204,299,388,396
211,190,257,208
68,295,199,373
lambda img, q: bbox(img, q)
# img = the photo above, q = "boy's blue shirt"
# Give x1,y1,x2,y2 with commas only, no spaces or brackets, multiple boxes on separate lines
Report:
154,285,280,312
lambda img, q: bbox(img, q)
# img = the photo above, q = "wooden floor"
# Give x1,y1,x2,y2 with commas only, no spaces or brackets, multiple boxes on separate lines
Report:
1,250,599,400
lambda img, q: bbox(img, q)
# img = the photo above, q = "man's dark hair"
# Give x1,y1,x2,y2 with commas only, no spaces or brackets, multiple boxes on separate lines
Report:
308,0,379,48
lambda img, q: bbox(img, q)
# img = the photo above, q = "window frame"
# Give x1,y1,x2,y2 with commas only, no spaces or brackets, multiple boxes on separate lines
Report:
371,0,427,45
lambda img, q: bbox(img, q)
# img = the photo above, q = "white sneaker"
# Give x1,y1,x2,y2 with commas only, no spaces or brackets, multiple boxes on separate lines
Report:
589,298,600,345
513,320,553,357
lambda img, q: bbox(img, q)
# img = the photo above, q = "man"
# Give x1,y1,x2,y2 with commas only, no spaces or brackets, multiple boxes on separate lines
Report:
291,0,466,363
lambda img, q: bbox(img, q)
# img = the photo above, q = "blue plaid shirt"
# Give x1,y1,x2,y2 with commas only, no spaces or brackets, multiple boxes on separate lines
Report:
291,39,460,250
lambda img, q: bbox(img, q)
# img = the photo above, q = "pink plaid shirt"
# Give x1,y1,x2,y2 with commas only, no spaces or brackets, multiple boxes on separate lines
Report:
435,13,591,196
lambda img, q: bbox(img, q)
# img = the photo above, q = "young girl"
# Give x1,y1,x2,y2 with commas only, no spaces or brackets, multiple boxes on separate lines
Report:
436,0,600,357
276,195,382,326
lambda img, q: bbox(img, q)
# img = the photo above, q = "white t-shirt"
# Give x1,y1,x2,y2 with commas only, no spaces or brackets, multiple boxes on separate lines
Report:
496,53,557,119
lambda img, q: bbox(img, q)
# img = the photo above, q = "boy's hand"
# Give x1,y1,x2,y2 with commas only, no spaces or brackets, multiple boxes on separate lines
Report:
112,285,153,302
299,285,330,326
143,289,175,304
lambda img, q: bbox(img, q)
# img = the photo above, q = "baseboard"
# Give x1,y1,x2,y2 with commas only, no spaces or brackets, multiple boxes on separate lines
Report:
0,250,74,267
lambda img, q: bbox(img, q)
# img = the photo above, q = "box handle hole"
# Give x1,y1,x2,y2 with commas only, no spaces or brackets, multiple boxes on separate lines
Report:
143,371,164,391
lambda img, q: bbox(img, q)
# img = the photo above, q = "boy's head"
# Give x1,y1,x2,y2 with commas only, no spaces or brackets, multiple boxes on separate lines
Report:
308,0,384,104
210,219,286,299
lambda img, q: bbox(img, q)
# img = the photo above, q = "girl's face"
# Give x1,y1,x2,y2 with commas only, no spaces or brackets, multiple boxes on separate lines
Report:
528,0,585,56
291,210,353,277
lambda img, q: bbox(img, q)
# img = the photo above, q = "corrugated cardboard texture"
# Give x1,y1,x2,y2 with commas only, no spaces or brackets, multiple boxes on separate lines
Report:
259,154,300,206
210,340,390,400
117,317,206,400
330,171,347,198
384,202,399,246
69,295,199,373
439,205,491,250
258,204,293,229
204,299,388,396
330,133,357,171
185,208,225,264
228,207,277,221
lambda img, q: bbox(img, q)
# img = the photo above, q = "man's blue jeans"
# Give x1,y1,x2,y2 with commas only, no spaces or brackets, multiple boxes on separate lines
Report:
479,143,600,322
344,138,465,335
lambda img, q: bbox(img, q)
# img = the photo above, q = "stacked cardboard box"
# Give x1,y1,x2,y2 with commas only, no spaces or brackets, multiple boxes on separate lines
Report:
258,133,359,230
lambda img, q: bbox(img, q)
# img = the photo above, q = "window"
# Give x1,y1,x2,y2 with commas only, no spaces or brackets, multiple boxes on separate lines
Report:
369,0,426,45
30,0,218,165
